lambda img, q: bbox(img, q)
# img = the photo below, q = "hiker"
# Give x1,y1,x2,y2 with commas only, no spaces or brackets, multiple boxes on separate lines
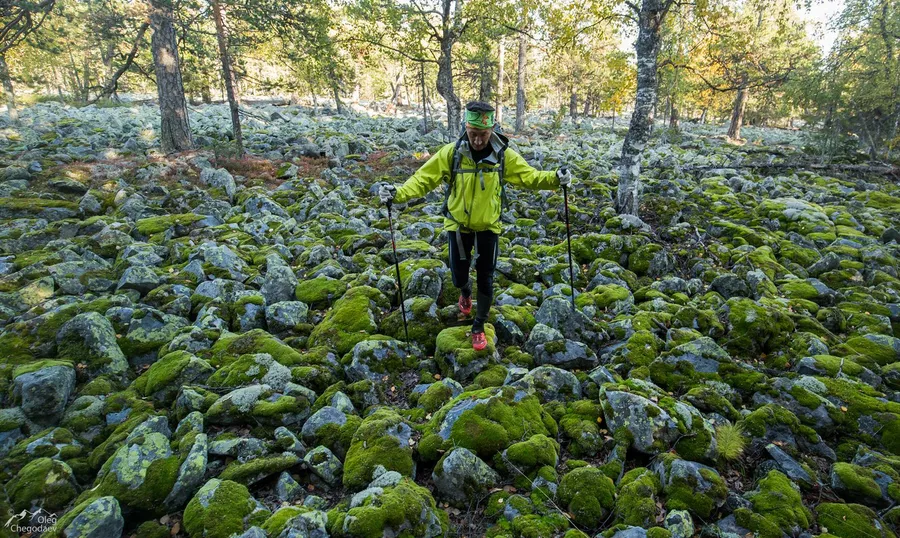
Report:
379,101,573,351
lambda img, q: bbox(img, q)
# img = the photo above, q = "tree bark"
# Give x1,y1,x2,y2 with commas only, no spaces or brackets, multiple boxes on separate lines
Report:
0,54,17,123
420,61,429,132
212,0,242,155
570,91,577,120
150,0,192,153
436,37,460,134
727,85,748,140
496,37,504,125
515,31,527,133
617,0,671,216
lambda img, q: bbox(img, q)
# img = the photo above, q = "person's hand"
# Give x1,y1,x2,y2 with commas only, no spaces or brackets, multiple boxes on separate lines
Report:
379,184,397,204
557,166,573,187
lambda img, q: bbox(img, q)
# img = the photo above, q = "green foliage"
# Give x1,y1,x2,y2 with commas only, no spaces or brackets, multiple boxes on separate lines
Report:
715,422,746,462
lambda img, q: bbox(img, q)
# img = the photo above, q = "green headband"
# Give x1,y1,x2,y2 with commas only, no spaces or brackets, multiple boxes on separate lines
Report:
465,109,495,129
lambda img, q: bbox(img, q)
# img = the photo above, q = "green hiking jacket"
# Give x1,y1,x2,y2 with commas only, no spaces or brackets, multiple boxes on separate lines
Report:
394,132,559,234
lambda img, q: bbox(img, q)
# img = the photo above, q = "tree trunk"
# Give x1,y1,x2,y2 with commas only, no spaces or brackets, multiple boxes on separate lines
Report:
331,80,345,115
515,31,527,133
699,106,707,124
496,37,504,125
569,91,577,120
420,61,429,132
436,37,461,134
150,0,192,153
0,54,17,123
727,85,748,140
212,0,242,155
617,0,670,216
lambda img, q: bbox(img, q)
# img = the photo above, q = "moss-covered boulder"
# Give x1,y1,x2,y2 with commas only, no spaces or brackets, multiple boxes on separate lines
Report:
131,351,215,405
343,338,422,385
434,324,500,381
558,466,616,528
616,467,662,527
328,476,449,538
743,470,812,535
601,381,717,461
558,399,605,457
432,447,500,506
343,408,415,491
830,462,895,507
739,403,836,460
206,352,292,391
380,296,446,353
417,386,557,463
56,311,129,378
48,496,124,538
7,457,78,511
652,454,726,519
183,479,270,538
205,384,312,428
719,297,795,357
308,285,389,354
816,503,897,538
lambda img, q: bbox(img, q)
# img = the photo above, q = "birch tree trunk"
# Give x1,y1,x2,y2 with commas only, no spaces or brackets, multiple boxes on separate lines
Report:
515,31,527,133
496,37,504,124
0,54,17,123
150,0,193,153
212,0,242,155
616,0,671,216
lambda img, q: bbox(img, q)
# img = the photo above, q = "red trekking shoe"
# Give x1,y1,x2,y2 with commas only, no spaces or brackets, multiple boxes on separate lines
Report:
472,331,487,351
458,295,472,316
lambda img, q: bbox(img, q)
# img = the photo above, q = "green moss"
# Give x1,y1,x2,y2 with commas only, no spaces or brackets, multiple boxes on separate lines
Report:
473,365,508,389
183,479,262,538
343,408,414,490
501,434,559,488
660,456,727,519
816,503,897,538
308,286,388,355
219,454,299,485
328,478,449,538
616,467,661,527
740,404,820,445
419,386,557,462
418,382,454,413
434,324,499,379
746,470,812,534
295,277,348,308
135,521,170,538
832,462,884,502
262,507,309,536
558,467,615,528
7,457,77,511
135,213,204,236
207,329,303,368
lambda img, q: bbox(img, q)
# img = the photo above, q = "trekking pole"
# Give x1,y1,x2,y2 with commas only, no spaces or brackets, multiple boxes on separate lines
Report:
563,184,576,313
385,199,410,345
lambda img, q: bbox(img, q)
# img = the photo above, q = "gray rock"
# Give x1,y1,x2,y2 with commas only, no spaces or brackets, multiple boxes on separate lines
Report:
164,433,208,509
304,446,343,486
63,496,124,538
432,447,500,506
710,273,749,299
510,366,581,402
765,443,814,489
664,509,694,538
117,265,161,295
200,168,237,200
262,265,299,305
603,390,680,455
301,406,347,444
13,363,76,424
57,312,128,377
276,471,304,502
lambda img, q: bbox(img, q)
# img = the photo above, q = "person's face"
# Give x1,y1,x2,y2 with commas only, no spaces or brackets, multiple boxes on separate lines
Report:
465,124,492,151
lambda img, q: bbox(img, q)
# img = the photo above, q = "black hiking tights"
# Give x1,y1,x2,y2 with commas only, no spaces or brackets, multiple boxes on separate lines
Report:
448,230,499,333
